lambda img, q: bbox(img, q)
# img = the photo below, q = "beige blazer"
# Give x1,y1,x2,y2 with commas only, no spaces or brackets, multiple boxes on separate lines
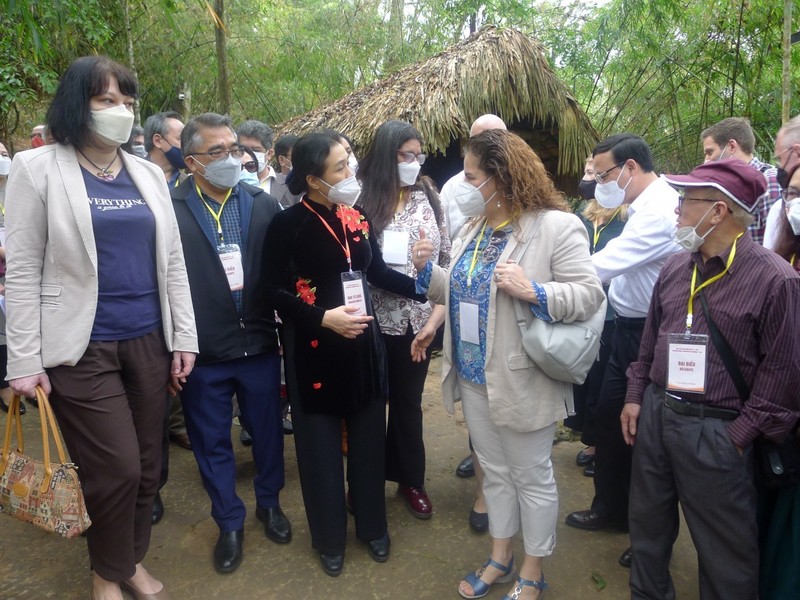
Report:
4,144,198,380
428,210,605,432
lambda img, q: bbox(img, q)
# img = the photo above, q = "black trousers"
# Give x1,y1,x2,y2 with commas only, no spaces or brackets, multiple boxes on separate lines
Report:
565,319,616,442
292,397,388,555
383,327,431,488
590,316,645,525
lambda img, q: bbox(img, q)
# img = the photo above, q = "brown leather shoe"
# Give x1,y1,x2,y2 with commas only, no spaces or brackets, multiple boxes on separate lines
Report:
169,431,192,450
398,485,432,519
120,579,171,600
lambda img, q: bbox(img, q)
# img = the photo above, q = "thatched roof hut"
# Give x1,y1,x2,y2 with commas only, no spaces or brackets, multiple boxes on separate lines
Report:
275,26,598,192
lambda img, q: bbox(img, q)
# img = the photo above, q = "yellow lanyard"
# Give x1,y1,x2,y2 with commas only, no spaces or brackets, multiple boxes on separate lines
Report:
791,253,796,267
592,207,621,250
196,184,233,243
685,233,742,332
466,219,510,288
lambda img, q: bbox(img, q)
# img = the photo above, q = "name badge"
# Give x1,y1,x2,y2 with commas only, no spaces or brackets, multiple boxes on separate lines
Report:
382,230,410,266
218,244,244,291
341,270,367,316
667,333,708,394
459,299,480,345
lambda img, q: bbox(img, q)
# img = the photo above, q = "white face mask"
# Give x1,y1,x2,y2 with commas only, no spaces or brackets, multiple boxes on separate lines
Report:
0,156,11,176
194,154,242,189
454,177,496,217
595,167,631,209
131,144,147,159
398,161,421,186
348,154,358,171
90,104,135,146
320,174,361,206
253,151,268,173
239,167,259,186
787,200,800,236
674,203,718,252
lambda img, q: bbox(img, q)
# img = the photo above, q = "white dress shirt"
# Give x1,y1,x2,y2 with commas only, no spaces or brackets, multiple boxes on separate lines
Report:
592,176,681,318
440,170,469,240
258,166,278,195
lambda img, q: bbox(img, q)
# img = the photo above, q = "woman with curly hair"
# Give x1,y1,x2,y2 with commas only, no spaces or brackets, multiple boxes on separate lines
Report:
413,129,604,600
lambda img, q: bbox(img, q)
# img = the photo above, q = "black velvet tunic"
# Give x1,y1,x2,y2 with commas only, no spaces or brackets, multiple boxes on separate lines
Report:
263,198,424,415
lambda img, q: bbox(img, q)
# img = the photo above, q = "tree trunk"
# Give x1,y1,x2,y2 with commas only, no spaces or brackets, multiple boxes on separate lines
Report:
214,0,231,114
783,0,793,125
123,0,141,125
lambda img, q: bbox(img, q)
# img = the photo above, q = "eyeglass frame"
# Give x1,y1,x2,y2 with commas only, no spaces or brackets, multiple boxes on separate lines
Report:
677,195,719,211
191,146,245,161
241,160,258,173
397,150,427,165
781,187,800,203
594,161,627,184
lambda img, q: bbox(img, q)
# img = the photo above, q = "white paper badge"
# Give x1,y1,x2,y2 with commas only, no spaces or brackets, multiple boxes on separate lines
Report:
218,244,244,291
341,270,367,316
459,299,480,345
667,333,708,394
382,229,410,266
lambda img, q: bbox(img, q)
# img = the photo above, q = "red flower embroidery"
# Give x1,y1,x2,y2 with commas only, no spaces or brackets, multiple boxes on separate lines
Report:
310,340,319,348
352,236,360,242
296,278,316,305
336,205,370,239
312,382,322,390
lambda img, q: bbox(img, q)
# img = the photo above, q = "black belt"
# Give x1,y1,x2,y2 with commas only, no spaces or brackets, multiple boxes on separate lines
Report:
656,387,740,421
614,315,647,327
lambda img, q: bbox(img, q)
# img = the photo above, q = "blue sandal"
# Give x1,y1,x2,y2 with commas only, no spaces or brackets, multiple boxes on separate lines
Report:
458,556,515,599
501,574,548,599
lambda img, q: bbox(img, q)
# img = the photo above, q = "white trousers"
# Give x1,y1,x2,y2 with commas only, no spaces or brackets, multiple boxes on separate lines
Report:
460,377,558,556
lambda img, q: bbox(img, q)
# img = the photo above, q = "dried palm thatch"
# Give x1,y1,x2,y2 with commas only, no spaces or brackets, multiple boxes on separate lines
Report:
275,26,597,180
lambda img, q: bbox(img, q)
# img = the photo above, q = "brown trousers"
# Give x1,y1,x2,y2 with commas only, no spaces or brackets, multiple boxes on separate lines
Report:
47,329,171,581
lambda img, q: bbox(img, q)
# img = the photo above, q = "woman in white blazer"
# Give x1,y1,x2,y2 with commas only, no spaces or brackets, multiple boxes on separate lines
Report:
413,130,604,600
4,56,197,600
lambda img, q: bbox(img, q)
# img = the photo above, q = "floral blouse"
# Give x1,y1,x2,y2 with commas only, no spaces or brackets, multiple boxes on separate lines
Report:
370,189,451,336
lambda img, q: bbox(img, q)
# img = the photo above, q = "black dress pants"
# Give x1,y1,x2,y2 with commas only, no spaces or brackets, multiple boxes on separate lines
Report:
590,316,645,525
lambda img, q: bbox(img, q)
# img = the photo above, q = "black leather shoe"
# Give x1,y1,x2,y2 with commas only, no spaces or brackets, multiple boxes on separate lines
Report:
319,553,344,577
151,492,164,525
214,529,244,574
583,464,595,477
367,533,391,563
469,508,488,533
456,455,475,478
565,510,608,530
283,417,293,435
239,428,253,447
576,448,595,467
256,506,292,544
0,397,25,414
619,546,632,568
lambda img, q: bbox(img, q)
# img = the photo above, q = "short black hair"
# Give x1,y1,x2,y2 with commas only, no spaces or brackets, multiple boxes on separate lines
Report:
286,133,338,196
236,120,274,151
46,55,138,149
143,111,182,152
274,134,299,158
181,113,236,157
593,133,653,172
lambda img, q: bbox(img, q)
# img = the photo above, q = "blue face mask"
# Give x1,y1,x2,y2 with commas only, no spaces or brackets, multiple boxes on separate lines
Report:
239,167,259,186
164,145,187,170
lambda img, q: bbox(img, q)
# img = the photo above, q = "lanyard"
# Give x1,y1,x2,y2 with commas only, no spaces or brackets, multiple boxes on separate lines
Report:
303,200,353,271
592,207,621,250
685,232,742,332
467,219,510,288
197,184,233,243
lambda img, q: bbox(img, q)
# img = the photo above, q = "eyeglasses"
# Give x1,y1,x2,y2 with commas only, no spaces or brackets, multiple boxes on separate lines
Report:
677,195,718,210
594,161,626,184
241,160,258,173
397,151,427,165
781,187,800,202
192,146,245,161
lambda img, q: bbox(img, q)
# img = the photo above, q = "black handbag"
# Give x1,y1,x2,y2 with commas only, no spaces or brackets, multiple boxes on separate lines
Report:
699,292,800,489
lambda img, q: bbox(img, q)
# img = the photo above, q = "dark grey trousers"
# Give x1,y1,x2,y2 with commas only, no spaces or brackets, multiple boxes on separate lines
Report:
629,384,758,600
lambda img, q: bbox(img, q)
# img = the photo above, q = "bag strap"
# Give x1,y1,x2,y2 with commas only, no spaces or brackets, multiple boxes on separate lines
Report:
510,213,546,336
698,290,750,401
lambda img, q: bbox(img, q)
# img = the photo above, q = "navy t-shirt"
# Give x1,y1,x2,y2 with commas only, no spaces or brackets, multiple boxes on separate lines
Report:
82,167,161,340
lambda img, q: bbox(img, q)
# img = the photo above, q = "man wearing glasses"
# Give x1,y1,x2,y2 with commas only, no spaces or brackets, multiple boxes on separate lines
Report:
764,115,800,249
565,134,680,569
170,113,291,573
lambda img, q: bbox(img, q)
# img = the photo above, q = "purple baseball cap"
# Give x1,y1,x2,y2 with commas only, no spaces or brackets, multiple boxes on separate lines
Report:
663,159,767,213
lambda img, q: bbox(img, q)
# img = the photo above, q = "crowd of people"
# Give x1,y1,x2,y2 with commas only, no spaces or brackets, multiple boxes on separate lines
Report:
1,54,799,600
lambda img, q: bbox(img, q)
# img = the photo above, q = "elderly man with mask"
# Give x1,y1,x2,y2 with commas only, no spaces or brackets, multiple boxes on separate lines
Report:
621,159,800,599
144,111,186,188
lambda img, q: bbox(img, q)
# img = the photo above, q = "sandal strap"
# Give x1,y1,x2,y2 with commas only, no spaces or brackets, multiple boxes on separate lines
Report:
485,556,514,574
517,575,547,590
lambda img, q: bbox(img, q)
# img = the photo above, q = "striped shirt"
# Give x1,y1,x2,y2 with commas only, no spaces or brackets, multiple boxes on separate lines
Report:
625,233,800,447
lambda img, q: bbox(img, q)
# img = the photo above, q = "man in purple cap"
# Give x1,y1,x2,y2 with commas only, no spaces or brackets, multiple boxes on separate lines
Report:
621,159,800,600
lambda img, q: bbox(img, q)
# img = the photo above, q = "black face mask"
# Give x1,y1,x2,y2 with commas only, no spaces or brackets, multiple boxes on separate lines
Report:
578,179,597,200
777,149,798,190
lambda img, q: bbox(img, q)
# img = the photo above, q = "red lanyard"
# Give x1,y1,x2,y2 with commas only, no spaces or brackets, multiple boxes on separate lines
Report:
302,200,353,271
